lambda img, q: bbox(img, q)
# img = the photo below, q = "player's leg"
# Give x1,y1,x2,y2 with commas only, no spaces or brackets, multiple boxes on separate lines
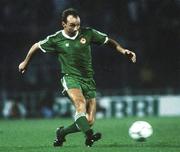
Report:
54,75,99,147
64,89,101,147
66,88,100,147
54,88,93,147
55,98,96,141
86,98,101,143
54,75,84,147
61,75,94,134
86,98,96,126
67,88,92,133
78,78,101,146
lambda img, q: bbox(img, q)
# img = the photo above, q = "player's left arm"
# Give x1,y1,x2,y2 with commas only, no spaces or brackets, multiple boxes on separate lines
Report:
105,38,136,63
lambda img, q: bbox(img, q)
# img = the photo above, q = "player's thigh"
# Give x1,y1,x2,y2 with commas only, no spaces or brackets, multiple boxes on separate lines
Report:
61,75,86,111
67,88,86,112
86,98,96,122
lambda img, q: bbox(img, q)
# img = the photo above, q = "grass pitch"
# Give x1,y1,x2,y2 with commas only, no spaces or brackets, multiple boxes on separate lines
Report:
0,117,180,152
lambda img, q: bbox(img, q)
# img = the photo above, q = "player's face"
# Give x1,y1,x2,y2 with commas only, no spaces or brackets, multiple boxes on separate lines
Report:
62,15,80,37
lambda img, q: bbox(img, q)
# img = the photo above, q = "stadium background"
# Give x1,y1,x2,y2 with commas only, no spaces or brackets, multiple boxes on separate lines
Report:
0,0,179,118
0,0,180,152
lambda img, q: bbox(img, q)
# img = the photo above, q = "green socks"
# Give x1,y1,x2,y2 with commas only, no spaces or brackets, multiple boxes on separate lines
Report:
61,112,91,137
75,115,91,133
61,122,80,136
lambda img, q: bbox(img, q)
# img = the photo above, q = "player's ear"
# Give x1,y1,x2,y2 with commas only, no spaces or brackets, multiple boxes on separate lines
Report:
62,21,66,28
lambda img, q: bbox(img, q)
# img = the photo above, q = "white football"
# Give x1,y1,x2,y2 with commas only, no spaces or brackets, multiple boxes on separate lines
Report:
129,121,153,141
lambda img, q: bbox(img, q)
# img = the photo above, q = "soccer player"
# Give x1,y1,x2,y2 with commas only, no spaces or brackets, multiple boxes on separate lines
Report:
18,8,136,147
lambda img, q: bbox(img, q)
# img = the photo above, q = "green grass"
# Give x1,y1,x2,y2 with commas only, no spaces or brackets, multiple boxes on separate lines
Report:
0,117,180,152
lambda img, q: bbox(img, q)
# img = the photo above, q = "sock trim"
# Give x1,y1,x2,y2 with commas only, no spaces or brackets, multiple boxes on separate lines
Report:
75,123,81,130
74,112,86,121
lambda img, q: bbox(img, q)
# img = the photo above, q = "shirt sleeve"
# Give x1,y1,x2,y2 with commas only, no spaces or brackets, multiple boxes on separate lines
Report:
91,29,108,45
38,35,56,53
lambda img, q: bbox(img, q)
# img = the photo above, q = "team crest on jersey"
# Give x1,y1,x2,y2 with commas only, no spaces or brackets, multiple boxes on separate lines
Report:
80,37,86,44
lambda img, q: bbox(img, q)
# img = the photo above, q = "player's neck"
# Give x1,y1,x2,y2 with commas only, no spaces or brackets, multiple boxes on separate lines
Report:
62,30,79,40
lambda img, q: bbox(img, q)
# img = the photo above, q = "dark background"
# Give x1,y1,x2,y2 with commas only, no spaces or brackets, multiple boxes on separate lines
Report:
0,0,179,97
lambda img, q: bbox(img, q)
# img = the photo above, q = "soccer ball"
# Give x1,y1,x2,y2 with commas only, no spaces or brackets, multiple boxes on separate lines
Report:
129,121,153,141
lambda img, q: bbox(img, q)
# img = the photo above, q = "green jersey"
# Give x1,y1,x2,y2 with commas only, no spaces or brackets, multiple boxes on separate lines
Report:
38,27,108,78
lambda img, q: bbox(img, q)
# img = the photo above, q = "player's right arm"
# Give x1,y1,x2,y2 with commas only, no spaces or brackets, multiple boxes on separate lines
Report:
18,43,39,74
19,32,58,74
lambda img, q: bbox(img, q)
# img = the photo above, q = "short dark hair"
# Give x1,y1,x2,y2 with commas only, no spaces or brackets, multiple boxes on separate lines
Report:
62,8,79,23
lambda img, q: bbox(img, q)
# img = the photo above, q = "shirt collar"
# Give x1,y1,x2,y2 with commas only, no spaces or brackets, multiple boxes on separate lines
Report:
62,30,79,40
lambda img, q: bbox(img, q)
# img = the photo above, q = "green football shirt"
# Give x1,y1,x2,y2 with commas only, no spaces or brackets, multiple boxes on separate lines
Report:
38,27,108,78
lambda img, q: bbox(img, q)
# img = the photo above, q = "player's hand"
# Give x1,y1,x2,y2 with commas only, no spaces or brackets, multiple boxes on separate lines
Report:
18,61,27,74
124,49,136,63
